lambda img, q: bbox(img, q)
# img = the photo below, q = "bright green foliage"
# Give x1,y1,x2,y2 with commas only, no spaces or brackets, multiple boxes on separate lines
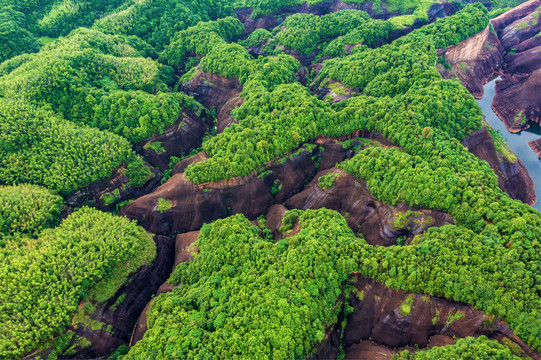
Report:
339,146,541,349
126,209,360,359
161,17,244,68
157,198,172,213
316,19,394,59
0,184,62,245
185,5,488,184
393,336,520,359
318,172,341,190
239,28,273,49
272,10,373,55
0,207,155,359
316,4,488,91
0,98,135,194
185,83,326,183
88,91,200,143
399,295,415,317
200,43,253,79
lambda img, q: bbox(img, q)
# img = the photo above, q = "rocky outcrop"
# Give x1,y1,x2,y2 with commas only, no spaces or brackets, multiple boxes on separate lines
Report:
180,70,244,133
439,26,504,98
284,169,454,246
121,133,399,236
130,232,198,346
462,125,537,205
138,110,211,170
529,138,541,158
118,145,320,235
63,164,161,217
492,68,541,132
499,8,541,50
491,0,541,33
312,276,540,360
490,3,541,133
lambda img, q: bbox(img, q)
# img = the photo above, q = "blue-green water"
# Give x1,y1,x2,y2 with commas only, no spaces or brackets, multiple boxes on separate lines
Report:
477,77,541,211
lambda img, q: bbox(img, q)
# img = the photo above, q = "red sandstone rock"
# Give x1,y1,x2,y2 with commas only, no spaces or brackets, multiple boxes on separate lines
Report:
285,169,454,246
462,124,537,205
529,138,541,158
499,8,541,50
138,110,211,170
439,26,504,98
180,70,244,133
492,69,541,132
312,276,540,360
491,0,541,33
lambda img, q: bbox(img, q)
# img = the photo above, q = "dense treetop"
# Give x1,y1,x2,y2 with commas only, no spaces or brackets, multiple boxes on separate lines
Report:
0,207,155,359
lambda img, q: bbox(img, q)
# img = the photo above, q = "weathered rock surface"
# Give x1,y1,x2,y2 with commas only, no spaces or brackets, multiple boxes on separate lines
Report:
462,125,537,205
121,134,397,236
529,138,541,158
180,70,243,133
313,276,540,360
491,0,541,33
499,8,541,50
285,169,454,246
63,164,161,217
492,68,541,132
439,26,504,98
130,232,199,346
119,145,320,235
138,110,211,170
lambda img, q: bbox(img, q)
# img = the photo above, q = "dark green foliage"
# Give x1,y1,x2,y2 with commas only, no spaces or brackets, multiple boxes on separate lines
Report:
0,184,62,246
37,0,126,37
0,4,40,62
393,336,520,359
126,209,360,359
93,0,234,49
0,207,155,359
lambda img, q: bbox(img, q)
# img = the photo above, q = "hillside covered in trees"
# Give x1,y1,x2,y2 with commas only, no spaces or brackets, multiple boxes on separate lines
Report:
0,0,540,359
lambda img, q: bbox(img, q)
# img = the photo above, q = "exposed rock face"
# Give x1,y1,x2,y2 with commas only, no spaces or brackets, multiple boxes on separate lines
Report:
499,9,541,50
180,70,244,133
121,133,398,236
438,1,541,133
138,111,211,170
119,146,320,235
130,232,199,346
439,26,504,98
285,169,454,246
490,0,541,33
492,68,541,132
312,276,540,360
529,138,541,158
63,164,161,217
462,125,537,205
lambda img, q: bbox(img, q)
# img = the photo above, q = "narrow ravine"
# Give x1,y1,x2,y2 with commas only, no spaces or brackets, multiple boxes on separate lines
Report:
477,76,541,212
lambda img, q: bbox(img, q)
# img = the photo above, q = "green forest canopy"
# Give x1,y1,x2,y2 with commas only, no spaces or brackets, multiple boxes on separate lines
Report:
0,0,538,358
